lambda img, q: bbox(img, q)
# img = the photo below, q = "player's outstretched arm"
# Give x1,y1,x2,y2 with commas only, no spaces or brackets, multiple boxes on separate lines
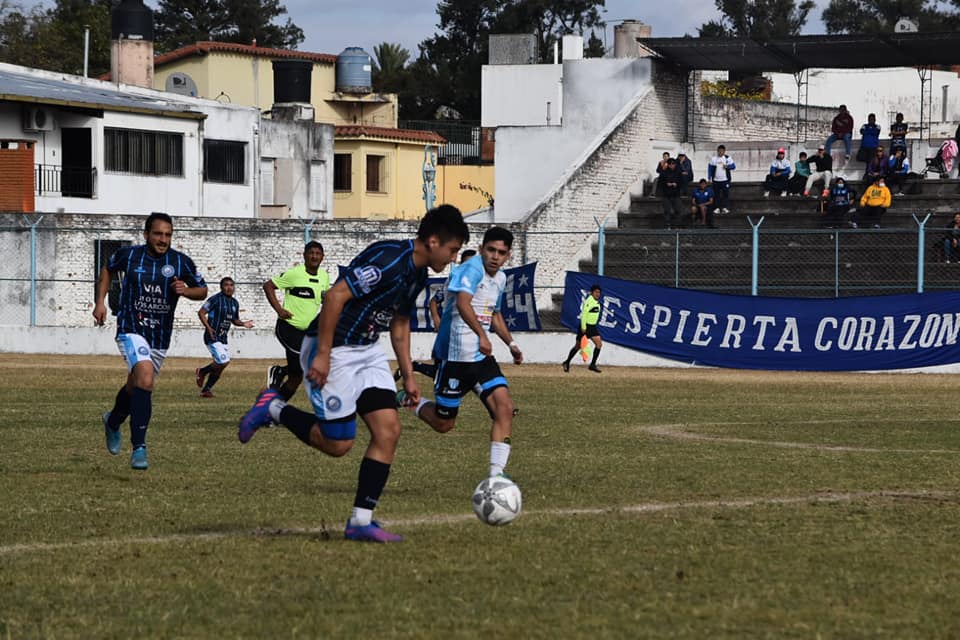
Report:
92,265,113,326
390,314,421,403
491,312,522,364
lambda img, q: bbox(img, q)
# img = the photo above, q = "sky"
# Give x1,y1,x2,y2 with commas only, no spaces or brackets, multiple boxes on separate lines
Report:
282,0,834,58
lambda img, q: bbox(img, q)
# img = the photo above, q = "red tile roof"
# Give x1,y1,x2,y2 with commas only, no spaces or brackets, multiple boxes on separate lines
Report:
335,125,446,145
154,41,337,67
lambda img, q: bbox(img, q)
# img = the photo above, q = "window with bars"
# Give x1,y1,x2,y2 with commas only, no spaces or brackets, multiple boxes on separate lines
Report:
204,140,246,184
104,128,183,176
334,154,352,191
366,154,385,192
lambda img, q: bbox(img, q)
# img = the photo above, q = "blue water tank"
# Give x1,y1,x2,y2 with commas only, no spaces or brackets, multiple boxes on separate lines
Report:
336,47,372,93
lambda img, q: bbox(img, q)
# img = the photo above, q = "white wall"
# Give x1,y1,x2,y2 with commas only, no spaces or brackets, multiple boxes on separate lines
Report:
481,65,562,127
767,67,960,140
491,58,654,221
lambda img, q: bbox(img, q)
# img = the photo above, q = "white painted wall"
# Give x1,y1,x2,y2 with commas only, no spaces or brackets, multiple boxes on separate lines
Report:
490,57,654,221
481,65,562,127
767,67,960,140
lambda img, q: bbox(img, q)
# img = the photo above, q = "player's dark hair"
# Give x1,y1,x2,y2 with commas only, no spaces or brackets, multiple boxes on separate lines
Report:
482,226,513,249
304,241,324,254
460,249,477,261
417,204,469,244
219,277,234,287
144,212,173,233
590,284,602,293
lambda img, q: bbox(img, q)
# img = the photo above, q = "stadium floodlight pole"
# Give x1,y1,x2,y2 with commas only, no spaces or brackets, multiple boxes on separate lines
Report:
594,217,604,277
913,212,932,293
747,216,765,296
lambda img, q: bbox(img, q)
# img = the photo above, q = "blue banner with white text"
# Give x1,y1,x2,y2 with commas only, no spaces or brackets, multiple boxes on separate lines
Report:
562,272,960,371
409,262,542,332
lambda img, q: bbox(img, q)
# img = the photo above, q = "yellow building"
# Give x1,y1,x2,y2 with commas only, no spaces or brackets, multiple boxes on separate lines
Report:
143,41,497,218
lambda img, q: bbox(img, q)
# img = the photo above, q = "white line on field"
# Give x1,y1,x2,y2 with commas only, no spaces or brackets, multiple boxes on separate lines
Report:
0,490,950,557
642,424,960,453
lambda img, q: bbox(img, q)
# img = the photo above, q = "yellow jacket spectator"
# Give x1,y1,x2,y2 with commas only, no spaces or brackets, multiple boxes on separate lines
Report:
860,181,891,209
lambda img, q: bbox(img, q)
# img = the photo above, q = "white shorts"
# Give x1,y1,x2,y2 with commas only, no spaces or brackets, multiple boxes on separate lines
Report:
300,337,395,422
116,334,166,374
206,341,230,365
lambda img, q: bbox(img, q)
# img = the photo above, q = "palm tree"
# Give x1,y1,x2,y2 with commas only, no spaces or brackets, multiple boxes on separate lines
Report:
372,42,410,94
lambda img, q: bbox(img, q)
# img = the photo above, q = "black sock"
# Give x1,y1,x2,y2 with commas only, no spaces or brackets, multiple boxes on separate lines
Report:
107,386,130,429
564,345,579,365
279,405,316,446
203,372,221,391
590,347,602,367
200,364,214,376
130,387,152,449
354,457,391,511
278,382,297,401
412,361,437,378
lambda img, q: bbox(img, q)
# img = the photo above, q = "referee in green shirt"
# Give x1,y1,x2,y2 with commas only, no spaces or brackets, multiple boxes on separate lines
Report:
562,284,603,373
264,241,331,399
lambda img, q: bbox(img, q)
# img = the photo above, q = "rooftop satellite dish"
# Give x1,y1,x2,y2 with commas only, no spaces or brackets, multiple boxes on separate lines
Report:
894,18,918,33
165,72,198,97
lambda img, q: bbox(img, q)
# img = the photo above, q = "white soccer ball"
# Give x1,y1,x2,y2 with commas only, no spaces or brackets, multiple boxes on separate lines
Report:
472,476,522,526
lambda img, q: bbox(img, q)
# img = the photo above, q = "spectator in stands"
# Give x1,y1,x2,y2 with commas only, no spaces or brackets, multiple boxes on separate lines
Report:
660,157,684,228
821,176,854,229
943,212,960,263
708,144,735,214
857,113,881,163
691,178,715,228
763,147,791,197
653,152,670,197
864,146,888,184
855,176,891,228
788,151,810,195
886,147,911,196
890,112,908,153
676,150,694,194
825,105,854,161
805,145,833,198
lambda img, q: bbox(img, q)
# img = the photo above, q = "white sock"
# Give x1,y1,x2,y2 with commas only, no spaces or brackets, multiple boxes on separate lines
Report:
350,507,373,527
267,398,287,422
489,441,511,477
414,398,431,417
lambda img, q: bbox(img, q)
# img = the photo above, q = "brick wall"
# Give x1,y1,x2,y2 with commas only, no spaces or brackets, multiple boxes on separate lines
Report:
0,142,35,213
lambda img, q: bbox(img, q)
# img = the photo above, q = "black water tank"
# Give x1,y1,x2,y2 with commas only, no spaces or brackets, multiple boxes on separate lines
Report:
272,60,312,103
111,0,154,41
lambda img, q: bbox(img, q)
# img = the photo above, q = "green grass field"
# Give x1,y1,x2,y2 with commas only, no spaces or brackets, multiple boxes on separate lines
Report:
2,354,960,638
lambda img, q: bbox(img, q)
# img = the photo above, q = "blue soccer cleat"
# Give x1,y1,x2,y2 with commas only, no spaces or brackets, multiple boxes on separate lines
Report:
102,411,121,455
344,520,403,543
238,388,279,444
130,445,148,470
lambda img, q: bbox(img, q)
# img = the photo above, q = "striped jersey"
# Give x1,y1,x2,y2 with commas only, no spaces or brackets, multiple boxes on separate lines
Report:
308,239,427,347
201,292,240,345
433,254,506,363
107,244,206,349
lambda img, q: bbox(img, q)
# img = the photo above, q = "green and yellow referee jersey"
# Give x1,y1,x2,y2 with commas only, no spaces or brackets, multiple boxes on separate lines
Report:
272,264,331,330
580,295,601,332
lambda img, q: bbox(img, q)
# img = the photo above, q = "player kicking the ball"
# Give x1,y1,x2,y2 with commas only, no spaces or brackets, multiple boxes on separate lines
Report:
237,204,469,543
399,226,522,479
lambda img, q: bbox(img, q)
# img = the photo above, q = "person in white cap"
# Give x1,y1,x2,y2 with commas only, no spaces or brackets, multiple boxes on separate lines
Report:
764,147,791,197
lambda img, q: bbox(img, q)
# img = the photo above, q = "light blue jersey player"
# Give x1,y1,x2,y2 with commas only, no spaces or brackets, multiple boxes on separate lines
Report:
406,227,523,479
238,204,469,543
93,212,207,470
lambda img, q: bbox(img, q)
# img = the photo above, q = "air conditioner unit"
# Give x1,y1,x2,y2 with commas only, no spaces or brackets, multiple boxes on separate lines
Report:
22,107,54,132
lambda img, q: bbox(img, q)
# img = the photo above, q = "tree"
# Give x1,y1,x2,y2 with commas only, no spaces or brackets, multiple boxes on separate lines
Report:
372,42,410,94
413,0,606,120
153,0,303,53
0,0,113,76
585,30,605,58
821,0,957,34
698,0,816,39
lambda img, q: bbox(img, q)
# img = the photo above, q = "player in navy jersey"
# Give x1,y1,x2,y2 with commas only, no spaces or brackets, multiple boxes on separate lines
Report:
401,227,523,479
195,277,254,397
93,212,207,470
238,204,469,542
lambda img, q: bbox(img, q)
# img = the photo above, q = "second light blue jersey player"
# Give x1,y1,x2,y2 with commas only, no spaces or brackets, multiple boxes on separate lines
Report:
107,243,206,349
434,253,507,362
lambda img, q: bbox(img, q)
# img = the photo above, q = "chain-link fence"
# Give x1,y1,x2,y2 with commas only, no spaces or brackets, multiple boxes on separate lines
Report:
1,218,956,331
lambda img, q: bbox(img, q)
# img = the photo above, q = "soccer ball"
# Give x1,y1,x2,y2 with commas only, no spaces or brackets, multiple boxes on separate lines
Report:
472,476,522,526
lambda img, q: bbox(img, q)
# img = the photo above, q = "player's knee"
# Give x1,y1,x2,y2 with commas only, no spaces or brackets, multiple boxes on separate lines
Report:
319,437,353,457
432,417,457,433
